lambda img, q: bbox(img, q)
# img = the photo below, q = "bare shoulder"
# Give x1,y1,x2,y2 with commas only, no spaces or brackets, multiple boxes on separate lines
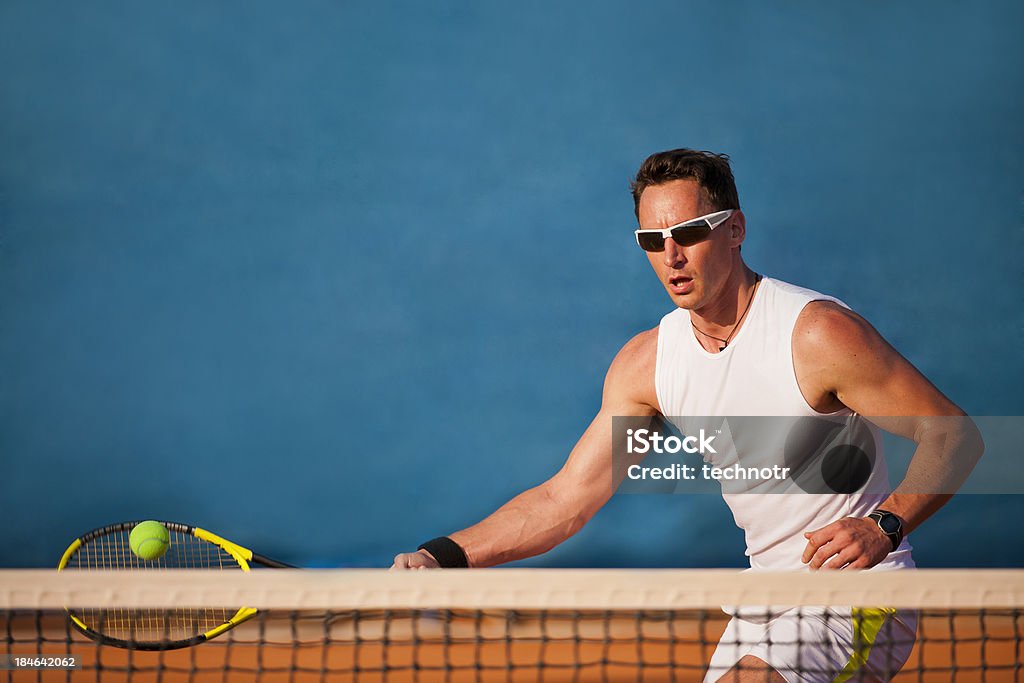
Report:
792,299,962,417
603,327,659,412
791,300,893,411
793,300,884,360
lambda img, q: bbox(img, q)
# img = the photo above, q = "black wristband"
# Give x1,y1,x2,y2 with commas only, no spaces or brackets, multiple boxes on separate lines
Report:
418,537,469,568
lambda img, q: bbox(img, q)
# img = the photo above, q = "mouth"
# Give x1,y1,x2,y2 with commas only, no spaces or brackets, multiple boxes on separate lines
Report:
668,275,694,295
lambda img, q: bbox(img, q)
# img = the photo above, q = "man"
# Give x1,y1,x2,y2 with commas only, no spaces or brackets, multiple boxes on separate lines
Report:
392,149,980,682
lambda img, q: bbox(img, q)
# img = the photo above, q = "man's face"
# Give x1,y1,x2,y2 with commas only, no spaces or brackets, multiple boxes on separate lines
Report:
637,179,740,311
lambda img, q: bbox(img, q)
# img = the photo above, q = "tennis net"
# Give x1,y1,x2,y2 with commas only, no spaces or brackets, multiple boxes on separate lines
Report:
2,569,1022,682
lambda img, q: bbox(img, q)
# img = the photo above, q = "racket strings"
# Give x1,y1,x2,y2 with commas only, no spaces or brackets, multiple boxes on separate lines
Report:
64,526,242,645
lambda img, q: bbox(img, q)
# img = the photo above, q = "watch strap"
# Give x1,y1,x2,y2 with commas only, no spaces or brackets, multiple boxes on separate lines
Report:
867,509,903,552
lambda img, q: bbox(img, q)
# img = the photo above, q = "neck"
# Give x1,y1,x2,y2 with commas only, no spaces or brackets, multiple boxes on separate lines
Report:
690,265,760,339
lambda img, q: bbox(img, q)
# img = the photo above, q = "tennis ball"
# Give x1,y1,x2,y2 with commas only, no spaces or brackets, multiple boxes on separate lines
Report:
129,521,169,561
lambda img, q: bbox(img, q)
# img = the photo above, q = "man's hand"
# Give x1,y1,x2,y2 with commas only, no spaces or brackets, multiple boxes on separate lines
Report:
390,550,440,570
801,517,891,570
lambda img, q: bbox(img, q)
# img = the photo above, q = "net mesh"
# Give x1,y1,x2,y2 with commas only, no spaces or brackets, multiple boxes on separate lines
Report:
3,570,1022,682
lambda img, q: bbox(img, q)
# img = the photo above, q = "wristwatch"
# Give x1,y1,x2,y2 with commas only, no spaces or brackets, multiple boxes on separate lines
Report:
867,509,904,552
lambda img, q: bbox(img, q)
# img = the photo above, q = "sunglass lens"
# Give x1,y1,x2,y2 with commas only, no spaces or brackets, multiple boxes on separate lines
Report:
670,224,711,246
637,233,666,252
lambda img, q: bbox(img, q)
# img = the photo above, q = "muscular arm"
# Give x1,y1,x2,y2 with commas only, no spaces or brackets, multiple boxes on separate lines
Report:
393,329,660,569
794,302,983,569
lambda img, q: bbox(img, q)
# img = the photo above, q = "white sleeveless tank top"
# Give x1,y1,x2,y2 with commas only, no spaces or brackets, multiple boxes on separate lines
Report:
654,277,914,570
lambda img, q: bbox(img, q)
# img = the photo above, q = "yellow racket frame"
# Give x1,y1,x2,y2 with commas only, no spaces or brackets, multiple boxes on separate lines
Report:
56,521,292,649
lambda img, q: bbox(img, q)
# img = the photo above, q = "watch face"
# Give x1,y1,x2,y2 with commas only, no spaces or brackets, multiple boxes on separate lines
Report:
879,514,901,534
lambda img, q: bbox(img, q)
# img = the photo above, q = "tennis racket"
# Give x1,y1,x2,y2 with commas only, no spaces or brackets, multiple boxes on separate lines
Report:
57,520,295,650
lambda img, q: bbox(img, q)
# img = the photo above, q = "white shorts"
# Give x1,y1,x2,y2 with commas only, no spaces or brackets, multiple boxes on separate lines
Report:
703,606,918,683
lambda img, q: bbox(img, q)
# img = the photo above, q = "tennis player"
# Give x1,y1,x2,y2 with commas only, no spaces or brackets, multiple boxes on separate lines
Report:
392,149,981,682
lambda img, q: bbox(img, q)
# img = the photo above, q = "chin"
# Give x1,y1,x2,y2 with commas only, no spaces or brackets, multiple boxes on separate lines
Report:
668,290,702,310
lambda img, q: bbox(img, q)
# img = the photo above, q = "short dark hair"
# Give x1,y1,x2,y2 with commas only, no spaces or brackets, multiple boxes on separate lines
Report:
630,149,740,220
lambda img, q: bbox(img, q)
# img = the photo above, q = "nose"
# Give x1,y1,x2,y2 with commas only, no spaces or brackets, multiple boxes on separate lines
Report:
662,237,686,268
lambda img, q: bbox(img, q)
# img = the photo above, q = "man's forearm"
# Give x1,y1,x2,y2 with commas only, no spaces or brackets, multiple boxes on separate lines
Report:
447,481,596,568
879,415,984,534
874,493,950,537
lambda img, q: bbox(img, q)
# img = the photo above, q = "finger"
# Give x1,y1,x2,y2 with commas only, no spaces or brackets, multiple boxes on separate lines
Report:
801,541,816,564
821,548,856,570
801,534,820,563
801,542,815,564
391,553,417,570
801,527,835,563
809,542,842,569
821,557,848,570
794,528,835,561
845,555,873,570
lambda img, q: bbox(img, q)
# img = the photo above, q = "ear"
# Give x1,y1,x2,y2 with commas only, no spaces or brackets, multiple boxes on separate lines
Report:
729,210,746,248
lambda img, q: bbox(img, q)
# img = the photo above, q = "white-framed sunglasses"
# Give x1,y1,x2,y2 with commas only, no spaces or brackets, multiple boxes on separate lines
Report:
634,209,734,252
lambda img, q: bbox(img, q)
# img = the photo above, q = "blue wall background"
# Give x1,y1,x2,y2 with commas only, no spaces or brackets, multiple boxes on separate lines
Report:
2,2,1021,568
